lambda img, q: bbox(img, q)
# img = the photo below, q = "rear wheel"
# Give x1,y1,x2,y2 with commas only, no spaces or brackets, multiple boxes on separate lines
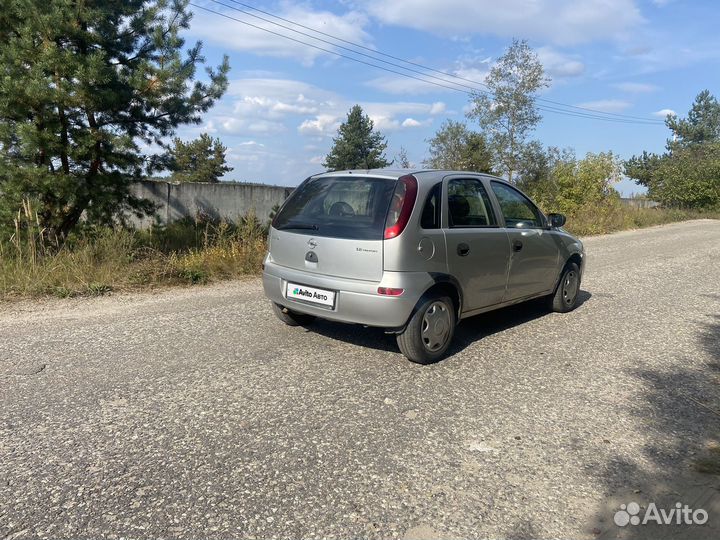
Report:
396,295,456,364
271,302,316,326
548,262,581,313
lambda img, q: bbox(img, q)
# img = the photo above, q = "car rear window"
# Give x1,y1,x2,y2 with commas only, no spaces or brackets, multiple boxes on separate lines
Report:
273,176,397,240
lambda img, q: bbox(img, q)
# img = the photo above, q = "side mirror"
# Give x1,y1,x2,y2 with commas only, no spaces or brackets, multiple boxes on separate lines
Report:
548,213,566,228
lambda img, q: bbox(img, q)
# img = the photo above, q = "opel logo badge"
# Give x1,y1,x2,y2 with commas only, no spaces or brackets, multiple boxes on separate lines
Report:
307,238,318,249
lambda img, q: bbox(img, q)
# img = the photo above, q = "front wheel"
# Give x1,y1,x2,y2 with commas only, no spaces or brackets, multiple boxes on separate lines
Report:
271,302,316,326
396,296,456,364
547,262,581,313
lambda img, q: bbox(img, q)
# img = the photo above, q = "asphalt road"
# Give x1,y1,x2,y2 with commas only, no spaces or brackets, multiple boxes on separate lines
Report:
1,220,719,540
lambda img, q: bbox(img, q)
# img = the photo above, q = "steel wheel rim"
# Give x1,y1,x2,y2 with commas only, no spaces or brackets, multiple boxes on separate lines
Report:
421,301,451,352
562,270,579,305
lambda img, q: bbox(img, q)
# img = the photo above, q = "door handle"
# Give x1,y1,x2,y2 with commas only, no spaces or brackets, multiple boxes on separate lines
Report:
512,240,523,252
457,243,470,256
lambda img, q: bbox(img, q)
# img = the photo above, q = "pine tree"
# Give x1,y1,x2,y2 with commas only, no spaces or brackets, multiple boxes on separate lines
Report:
323,105,390,171
0,0,230,236
666,90,720,148
169,133,233,183
625,91,720,209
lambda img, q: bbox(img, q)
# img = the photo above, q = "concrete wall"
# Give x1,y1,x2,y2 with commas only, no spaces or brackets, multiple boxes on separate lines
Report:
620,197,660,209
128,180,294,228
127,181,660,229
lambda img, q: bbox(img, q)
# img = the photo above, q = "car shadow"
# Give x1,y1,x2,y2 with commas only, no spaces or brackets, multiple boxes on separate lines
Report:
306,290,592,361
446,289,591,358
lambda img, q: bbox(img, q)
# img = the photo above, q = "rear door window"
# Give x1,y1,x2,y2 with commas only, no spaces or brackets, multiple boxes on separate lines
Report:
273,176,396,240
447,178,497,227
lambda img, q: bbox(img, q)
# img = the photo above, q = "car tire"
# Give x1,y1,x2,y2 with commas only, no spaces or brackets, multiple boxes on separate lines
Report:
271,302,316,326
548,262,581,313
396,295,456,364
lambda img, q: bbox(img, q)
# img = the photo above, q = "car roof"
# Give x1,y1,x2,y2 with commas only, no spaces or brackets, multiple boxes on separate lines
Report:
312,168,511,185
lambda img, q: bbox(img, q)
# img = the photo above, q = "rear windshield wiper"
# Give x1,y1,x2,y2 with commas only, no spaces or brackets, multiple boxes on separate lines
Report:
276,223,319,231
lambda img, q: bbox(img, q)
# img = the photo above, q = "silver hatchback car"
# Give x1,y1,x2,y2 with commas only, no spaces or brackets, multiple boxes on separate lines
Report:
263,169,585,363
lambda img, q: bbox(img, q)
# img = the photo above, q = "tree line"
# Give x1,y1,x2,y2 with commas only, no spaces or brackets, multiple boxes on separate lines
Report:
323,42,719,215
1,1,717,242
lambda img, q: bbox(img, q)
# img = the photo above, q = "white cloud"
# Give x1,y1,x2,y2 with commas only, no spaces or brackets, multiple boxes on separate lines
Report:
244,120,286,134
575,99,633,113
363,101,439,118
401,117,432,128
360,0,643,45
196,79,338,137
452,66,489,85
237,141,264,147
201,120,218,134
429,102,447,115
653,108,676,117
612,82,659,93
234,95,321,117
227,139,275,164
365,75,445,95
220,117,286,135
198,76,443,140
309,155,325,165
370,116,402,131
537,47,585,78
298,115,342,137
189,5,371,65
226,79,336,120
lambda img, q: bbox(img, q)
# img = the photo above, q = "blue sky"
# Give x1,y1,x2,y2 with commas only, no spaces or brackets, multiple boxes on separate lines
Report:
176,0,720,195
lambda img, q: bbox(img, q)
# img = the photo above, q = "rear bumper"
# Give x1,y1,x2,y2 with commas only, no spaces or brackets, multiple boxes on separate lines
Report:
262,260,433,328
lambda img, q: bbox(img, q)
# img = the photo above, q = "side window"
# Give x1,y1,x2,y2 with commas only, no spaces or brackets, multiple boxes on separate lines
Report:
490,181,543,228
420,183,441,229
447,178,497,228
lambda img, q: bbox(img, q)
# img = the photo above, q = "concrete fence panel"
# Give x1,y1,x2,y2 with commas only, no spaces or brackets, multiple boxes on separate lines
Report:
128,180,294,228
619,197,660,209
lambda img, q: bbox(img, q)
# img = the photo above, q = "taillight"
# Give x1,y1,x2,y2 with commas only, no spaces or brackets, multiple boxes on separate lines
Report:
384,175,418,239
378,287,404,296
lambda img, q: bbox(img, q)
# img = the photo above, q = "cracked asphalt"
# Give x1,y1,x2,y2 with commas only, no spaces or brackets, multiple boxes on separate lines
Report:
1,219,719,540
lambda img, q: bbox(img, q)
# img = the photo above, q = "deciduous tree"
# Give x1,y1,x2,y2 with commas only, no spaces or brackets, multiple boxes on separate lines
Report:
423,120,493,173
396,146,412,168
467,39,549,183
554,151,621,215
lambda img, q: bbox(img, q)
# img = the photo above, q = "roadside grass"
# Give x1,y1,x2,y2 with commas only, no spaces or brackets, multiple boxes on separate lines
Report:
563,205,720,237
0,202,267,300
1,201,718,301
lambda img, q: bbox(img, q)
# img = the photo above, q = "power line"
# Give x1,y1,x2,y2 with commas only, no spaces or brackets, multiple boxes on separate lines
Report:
537,104,664,124
205,0,477,93
190,3,664,126
210,0,666,124
188,4,484,94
